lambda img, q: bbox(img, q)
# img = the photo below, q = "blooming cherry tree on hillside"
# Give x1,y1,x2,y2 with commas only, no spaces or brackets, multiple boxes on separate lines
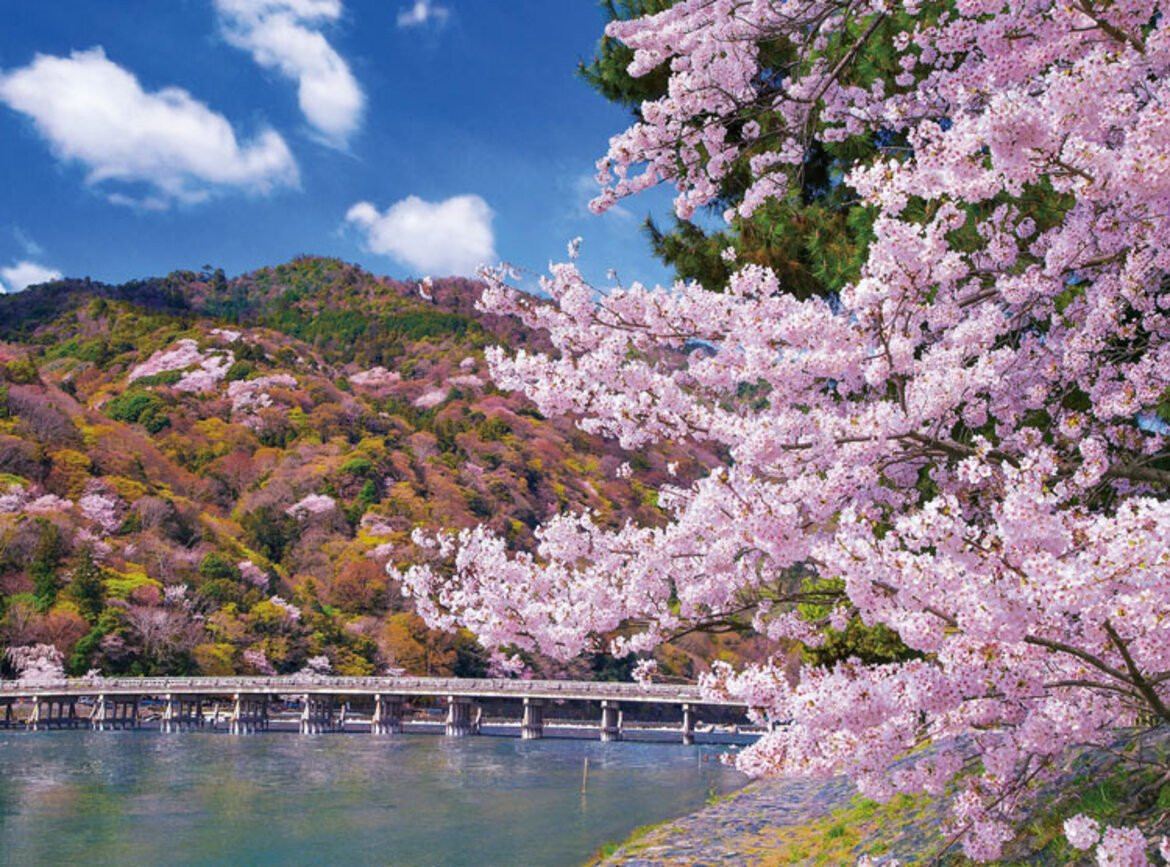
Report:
5,644,66,685
393,1,1170,859
286,494,337,520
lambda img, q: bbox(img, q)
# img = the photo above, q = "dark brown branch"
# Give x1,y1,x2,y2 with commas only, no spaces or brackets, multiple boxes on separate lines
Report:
1103,619,1170,723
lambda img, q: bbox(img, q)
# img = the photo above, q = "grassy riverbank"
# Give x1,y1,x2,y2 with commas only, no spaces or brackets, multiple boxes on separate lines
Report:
595,733,1170,865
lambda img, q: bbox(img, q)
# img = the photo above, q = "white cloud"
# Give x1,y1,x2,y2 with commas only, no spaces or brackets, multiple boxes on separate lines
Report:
396,0,450,28
0,261,63,294
346,195,495,277
0,48,299,207
216,0,364,147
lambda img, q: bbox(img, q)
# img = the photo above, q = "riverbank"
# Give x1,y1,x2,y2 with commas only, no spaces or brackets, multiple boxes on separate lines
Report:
594,774,951,865
596,730,1170,865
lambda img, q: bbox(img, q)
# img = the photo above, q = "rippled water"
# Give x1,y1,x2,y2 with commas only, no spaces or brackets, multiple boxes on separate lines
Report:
0,731,745,866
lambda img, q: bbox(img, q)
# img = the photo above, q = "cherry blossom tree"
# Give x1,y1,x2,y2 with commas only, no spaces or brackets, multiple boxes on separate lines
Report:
392,1,1170,860
286,493,337,520
5,643,66,685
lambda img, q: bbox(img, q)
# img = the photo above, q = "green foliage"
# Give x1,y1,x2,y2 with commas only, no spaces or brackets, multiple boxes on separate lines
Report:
241,505,300,563
198,578,246,606
358,479,378,507
798,576,919,668
340,457,374,477
30,518,64,612
225,360,255,382
67,548,107,623
198,552,241,582
476,417,511,441
2,357,39,385
127,369,183,387
106,389,170,433
104,571,162,599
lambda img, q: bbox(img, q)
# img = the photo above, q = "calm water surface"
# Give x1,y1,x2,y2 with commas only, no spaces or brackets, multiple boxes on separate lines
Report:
0,731,744,866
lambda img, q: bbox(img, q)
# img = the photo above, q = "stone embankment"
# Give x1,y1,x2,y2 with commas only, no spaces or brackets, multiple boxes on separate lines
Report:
600,732,1170,865
598,774,950,866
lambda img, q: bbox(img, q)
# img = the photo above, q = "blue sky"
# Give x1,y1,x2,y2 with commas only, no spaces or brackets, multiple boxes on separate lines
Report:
0,0,677,294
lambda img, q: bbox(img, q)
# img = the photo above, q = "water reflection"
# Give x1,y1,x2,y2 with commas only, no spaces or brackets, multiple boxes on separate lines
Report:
0,732,744,866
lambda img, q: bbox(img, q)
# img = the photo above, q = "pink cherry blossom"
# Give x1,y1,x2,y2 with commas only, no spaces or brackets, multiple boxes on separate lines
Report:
79,490,122,535
388,2,1170,860
5,643,66,685
243,648,276,676
412,387,448,409
238,560,268,588
301,655,331,676
286,494,336,520
128,339,205,382
268,595,301,621
0,484,26,514
350,366,401,388
1066,815,1102,851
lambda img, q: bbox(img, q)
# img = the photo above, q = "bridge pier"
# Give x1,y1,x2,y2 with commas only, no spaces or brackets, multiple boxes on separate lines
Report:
521,697,545,740
29,696,80,730
300,695,336,734
371,694,403,734
90,694,139,730
445,695,479,737
230,694,268,734
162,694,205,732
682,703,696,745
600,700,622,742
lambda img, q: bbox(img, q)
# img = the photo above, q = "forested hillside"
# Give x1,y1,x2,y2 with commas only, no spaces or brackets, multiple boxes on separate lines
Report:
0,257,740,679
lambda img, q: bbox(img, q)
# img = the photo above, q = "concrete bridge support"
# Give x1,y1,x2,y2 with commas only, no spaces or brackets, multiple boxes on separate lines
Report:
600,700,623,742
371,694,403,734
29,696,80,730
299,695,336,734
445,695,479,737
90,695,139,730
682,703,696,745
521,697,545,740
162,694,204,732
230,694,268,734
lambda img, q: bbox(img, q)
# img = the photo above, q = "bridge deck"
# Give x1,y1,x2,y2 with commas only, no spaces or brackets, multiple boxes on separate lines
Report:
0,676,741,707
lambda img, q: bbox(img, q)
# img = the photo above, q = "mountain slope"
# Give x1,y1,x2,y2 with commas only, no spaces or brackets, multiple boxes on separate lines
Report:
0,257,738,680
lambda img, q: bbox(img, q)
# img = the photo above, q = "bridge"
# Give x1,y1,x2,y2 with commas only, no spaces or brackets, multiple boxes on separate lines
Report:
0,676,753,743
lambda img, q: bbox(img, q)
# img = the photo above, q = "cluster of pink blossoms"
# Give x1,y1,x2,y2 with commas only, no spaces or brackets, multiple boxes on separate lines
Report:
5,644,66,685
1,484,121,537
0,485,71,515
286,494,336,520
237,559,268,588
128,338,234,393
243,648,276,676
78,487,123,536
392,1,1170,860
349,366,401,389
227,373,297,422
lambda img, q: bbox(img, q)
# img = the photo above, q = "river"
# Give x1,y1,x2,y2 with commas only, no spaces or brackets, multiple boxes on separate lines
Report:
0,731,746,865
